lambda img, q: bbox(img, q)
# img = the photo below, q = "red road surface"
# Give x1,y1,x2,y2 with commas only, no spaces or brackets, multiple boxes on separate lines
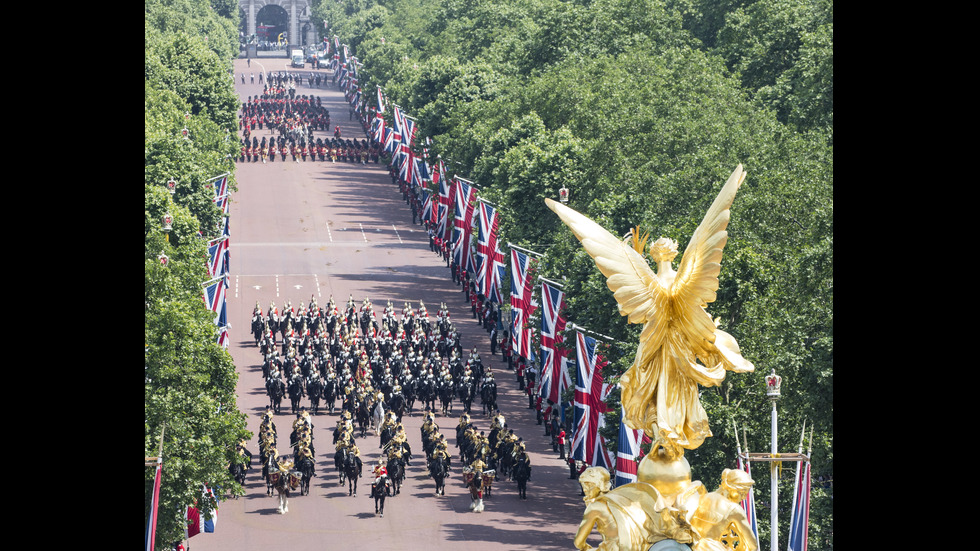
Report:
191,58,597,551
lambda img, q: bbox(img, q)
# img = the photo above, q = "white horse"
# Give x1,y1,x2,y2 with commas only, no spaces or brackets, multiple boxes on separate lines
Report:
372,399,386,435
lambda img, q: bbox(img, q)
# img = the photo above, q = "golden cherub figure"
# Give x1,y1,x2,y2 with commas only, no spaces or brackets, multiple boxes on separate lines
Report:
545,165,755,450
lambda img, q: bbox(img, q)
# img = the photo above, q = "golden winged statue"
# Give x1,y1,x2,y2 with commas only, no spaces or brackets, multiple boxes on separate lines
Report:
545,165,754,450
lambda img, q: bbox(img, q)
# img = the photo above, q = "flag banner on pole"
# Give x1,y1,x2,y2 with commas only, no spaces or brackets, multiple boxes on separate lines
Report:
476,202,506,304
451,179,475,269
737,455,759,542
207,237,228,278
203,485,218,533
145,462,162,551
203,275,228,328
539,281,571,405
787,460,811,551
510,248,534,358
213,175,228,198
572,330,613,469
615,407,646,487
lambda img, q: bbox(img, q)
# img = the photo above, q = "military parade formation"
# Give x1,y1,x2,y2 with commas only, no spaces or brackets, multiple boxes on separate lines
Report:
236,72,381,165
237,294,538,516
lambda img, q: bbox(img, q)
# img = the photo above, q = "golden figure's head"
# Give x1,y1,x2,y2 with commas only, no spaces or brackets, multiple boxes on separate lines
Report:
648,237,679,263
719,468,754,502
579,466,611,500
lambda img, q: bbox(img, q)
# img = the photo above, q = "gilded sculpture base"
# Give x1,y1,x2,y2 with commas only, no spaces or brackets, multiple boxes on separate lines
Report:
574,437,757,551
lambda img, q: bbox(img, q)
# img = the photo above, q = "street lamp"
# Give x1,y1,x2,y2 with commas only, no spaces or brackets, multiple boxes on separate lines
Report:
162,213,173,242
166,179,176,194
559,184,569,204
766,368,782,551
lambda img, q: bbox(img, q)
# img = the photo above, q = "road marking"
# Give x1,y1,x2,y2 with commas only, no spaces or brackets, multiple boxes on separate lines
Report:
392,224,403,244
359,223,368,242
326,223,333,242
275,275,280,297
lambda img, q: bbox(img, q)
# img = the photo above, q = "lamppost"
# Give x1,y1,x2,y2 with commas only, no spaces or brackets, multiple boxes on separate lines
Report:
766,368,782,551
559,184,569,204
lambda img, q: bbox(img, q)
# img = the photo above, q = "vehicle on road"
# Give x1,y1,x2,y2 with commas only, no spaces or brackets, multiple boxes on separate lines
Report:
291,49,304,67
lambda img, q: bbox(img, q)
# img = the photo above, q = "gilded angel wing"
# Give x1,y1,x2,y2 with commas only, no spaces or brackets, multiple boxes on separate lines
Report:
671,165,747,350
544,198,667,328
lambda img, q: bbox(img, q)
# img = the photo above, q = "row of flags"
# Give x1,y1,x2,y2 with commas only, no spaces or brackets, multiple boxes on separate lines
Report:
204,174,231,349
347,40,810,550
363,81,629,486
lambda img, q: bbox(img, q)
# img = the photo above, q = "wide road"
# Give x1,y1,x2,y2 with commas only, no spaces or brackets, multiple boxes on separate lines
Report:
195,57,595,551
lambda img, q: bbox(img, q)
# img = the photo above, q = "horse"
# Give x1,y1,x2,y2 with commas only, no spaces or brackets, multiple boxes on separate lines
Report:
356,398,373,438
371,475,392,517
388,393,407,422
457,379,475,414
287,378,305,415
296,456,315,496
428,454,449,496
321,377,338,414
372,400,386,435
480,381,497,416
341,450,361,496
513,454,531,500
439,380,455,416
386,455,406,496
307,377,323,415
267,378,285,414
465,468,493,513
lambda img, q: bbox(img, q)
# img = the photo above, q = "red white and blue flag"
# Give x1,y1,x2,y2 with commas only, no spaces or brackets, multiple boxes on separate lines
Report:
615,407,647,487
207,237,228,278
476,202,506,304
787,459,811,551
186,484,218,538
538,281,571,405
509,249,535,359
736,454,759,542
145,461,162,551
203,276,227,328
572,331,614,470
213,175,228,198
451,179,475,270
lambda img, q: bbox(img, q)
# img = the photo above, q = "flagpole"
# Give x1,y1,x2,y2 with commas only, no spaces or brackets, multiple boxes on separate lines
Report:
538,276,564,290
205,172,229,182
507,242,544,258
567,322,624,346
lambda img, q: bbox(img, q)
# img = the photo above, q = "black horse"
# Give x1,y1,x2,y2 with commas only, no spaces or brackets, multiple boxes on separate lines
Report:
307,377,323,415
481,381,497,416
341,450,361,496
388,393,407,422
267,378,285,414
288,378,305,415
386,455,406,496
428,454,449,496
457,379,475,414
296,456,315,496
371,475,391,517
513,454,531,500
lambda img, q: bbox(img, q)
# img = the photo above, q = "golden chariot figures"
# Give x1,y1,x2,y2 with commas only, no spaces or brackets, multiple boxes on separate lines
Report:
548,165,759,551
544,165,755,450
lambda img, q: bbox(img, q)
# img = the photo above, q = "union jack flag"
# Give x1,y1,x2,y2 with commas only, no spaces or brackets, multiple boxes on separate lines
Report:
214,194,229,216
203,275,228,328
372,88,386,143
436,161,453,241
419,190,433,226
207,237,228,278
572,331,614,470
451,179,475,270
509,249,536,359
476,202,506,304
615,407,647,487
539,281,571,405
737,454,760,543
788,459,811,551
213,175,228,198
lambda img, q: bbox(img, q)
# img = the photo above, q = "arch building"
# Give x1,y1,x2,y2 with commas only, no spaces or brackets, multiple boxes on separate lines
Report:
241,0,316,48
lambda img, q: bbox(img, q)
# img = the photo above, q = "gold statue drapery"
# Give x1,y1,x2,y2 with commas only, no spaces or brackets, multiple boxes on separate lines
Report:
545,165,755,450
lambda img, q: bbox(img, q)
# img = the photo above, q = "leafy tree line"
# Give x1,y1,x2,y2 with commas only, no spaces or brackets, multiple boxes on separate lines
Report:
145,0,249,548
314,0,831,548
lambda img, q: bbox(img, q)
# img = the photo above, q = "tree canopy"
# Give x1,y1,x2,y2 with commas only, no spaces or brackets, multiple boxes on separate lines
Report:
145,1,248,547
316,0,832,547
